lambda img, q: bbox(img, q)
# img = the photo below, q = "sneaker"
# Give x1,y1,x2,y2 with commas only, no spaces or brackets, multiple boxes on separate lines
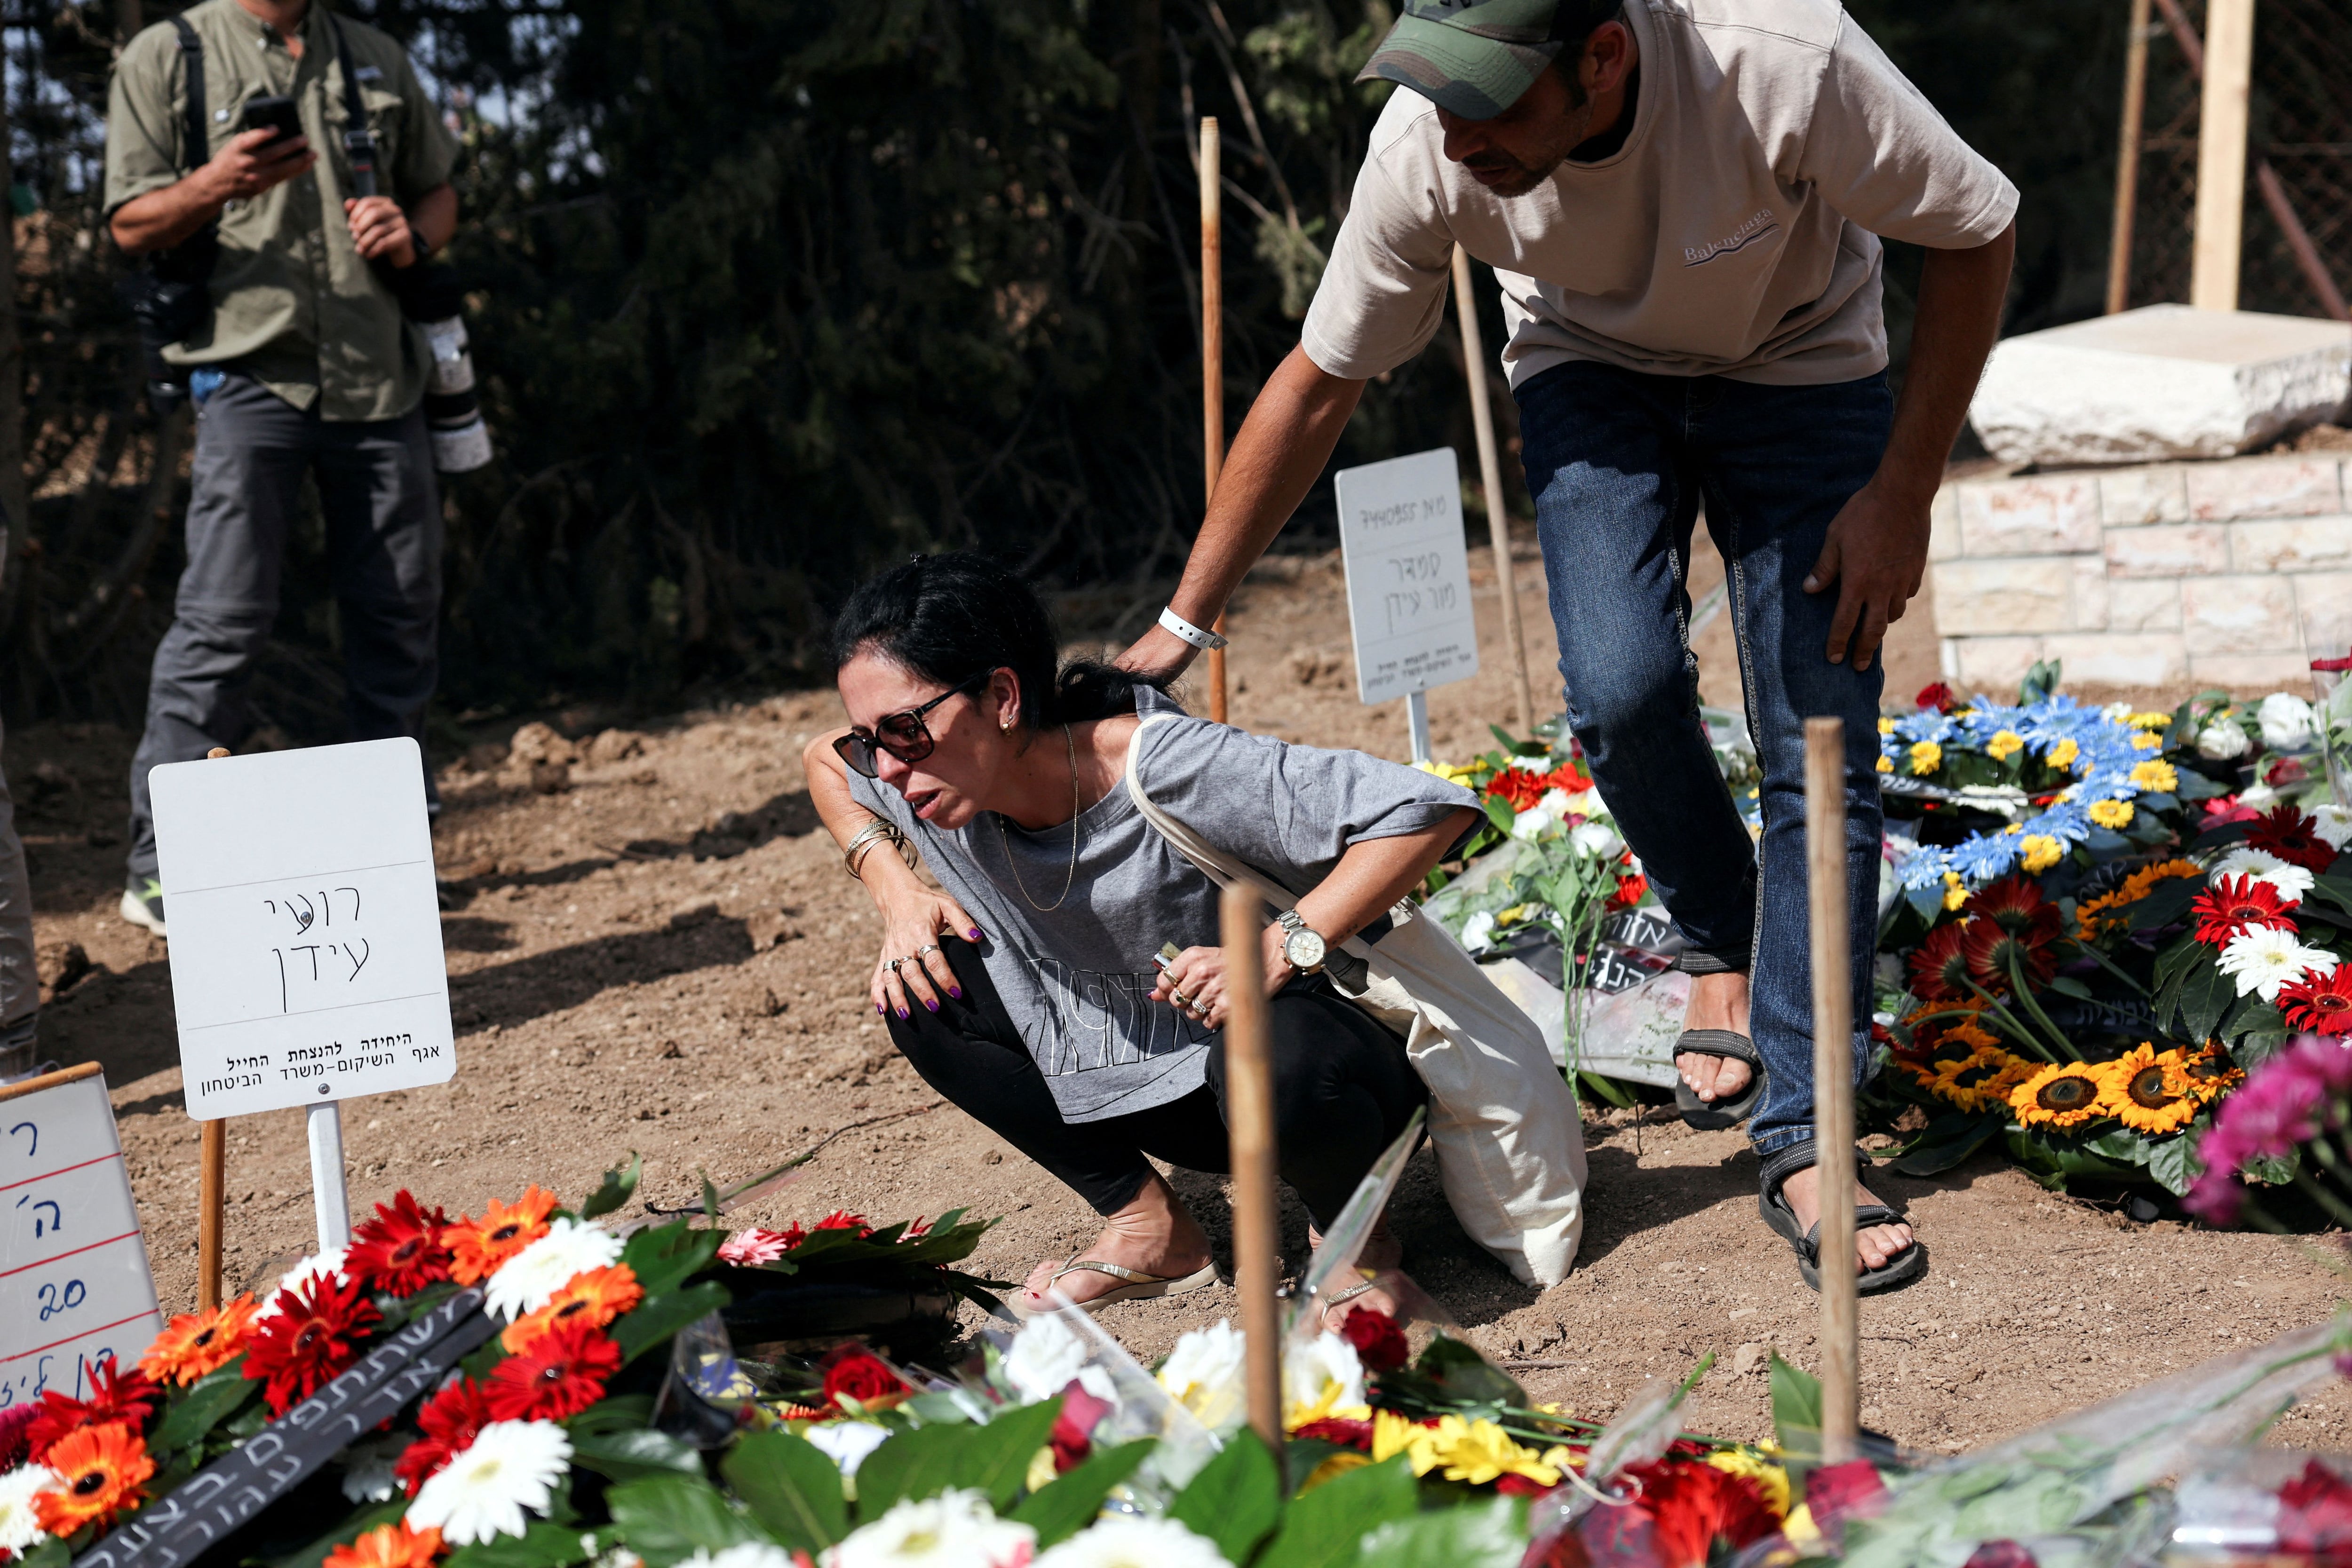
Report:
121,878,168,938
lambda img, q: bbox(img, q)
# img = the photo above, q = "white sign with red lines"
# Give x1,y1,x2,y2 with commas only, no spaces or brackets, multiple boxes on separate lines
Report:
0,1065,162,1408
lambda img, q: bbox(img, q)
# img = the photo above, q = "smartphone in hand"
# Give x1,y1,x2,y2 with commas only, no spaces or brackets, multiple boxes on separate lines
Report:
240,95,302,147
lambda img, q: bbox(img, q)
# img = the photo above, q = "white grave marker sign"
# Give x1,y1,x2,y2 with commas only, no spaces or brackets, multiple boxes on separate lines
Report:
1,1065,163,1407
151,737,455,1121
1335,447,1481,706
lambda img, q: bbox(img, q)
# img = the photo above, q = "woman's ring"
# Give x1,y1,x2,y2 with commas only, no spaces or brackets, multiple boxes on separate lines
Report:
886,958,904,973
914,944,939,958
1171,991,1192,1010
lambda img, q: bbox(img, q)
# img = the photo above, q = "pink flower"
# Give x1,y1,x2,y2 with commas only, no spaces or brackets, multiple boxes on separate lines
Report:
2204,795,2265,827
717,1228,796,1266
2185,1036,2352,1223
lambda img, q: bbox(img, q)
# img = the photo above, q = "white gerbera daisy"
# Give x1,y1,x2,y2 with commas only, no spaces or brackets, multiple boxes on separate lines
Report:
680,1546,801,1568
406,1419,573,1545
1281,1331,1365,1415
1157,1320,1248,1433
1033,1516,1231,1568
0,1464,61,1553
2217,927,2340,1003
483,1218,624,1320
256,1247,351,1320
2258,693,2318,751
2196,716,2252,760
824,1489,1036,1568
2209,847,2318,903
2313,806,2352,854
803,1421,892,1482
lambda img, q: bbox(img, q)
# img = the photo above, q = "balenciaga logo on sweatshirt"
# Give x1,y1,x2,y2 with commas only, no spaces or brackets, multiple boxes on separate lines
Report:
1684,209,1780,266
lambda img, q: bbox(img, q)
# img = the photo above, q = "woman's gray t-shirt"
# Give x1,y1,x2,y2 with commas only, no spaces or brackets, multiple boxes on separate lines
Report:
847,689,1477,1123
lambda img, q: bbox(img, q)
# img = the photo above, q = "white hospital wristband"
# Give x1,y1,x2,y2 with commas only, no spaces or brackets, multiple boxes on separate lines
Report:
1158,606,1228,651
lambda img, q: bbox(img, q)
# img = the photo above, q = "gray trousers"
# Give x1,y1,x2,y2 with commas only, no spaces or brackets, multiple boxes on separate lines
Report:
127,372,442,883
0,716,37,1073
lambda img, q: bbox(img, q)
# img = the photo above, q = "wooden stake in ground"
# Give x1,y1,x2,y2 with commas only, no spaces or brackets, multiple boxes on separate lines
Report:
197,744,233,1312
1220,881,1281,1447
1200,117,1229,726
1450,245,1534,734
1804,717,1859,1463
2189,0,2254,310
2106,0,2153,315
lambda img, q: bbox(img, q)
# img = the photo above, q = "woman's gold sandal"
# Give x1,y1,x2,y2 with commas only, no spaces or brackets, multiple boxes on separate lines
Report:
1011,1256,1219,1317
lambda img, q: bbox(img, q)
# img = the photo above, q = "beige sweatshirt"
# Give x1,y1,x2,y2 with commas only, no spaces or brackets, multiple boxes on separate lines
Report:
1301,0,2019,388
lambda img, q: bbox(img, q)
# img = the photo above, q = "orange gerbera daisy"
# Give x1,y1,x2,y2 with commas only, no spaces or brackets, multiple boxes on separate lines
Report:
323,1520,445,1568
139,1293,262,1386
499,1263,645,1354
446,1185,559,1285
34,1422,154,1536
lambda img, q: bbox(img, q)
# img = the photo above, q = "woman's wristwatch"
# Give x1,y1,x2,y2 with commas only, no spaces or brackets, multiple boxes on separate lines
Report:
1275,910,1328,974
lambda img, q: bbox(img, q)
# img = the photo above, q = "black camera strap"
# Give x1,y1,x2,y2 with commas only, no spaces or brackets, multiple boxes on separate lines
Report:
170,16,207,173
328,13,381,198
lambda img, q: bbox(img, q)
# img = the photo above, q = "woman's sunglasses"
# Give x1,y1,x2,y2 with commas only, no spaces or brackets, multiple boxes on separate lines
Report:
834,669,994,778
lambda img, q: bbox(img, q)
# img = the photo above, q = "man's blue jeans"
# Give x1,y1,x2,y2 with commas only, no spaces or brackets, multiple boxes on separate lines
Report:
1514,361,1889,1164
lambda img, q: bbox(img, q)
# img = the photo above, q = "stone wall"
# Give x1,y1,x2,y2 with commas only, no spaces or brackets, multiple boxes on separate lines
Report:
1929,451,2352,692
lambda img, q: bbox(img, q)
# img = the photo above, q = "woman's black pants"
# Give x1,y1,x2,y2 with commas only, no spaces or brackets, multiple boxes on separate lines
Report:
884,940,1427,1228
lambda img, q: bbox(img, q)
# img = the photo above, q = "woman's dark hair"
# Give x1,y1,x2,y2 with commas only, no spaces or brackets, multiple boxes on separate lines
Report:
830,552,1175,728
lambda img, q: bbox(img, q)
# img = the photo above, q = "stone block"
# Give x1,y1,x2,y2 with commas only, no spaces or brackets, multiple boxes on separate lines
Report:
1930,559,2074,635
2108,578,2182,634
1928,487,1961,562
1952,636,2045,691
2104,524,2228,578
2189,652,2318,690
1956,475,2102,556
2227,515,2352,573
2070,557,2110,631
2180,574,2299,654
2297,573,2352,663
2186,456,2344,520
1969,304,2351,465
2041,634,2189,689
2098,465,2189,525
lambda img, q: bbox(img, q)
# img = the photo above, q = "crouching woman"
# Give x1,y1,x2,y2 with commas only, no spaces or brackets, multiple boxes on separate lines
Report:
804,553,1481,1319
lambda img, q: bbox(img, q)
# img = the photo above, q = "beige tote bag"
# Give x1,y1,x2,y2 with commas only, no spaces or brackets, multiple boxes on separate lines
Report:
1124,714,1588,1287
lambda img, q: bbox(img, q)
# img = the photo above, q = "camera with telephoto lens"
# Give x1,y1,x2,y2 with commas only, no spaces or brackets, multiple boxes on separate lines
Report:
394,262,492,473
117,226,219,414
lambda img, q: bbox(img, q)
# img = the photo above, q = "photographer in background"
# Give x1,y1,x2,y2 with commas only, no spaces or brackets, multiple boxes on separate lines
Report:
103,0,460,937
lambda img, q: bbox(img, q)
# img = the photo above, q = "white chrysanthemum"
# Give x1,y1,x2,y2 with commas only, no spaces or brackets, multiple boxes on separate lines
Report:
1282,1331,1366,1413
2196,716,2252,760
2217,926,2340,1003
680,1546,801,1568
256,1246,351,1320
339,1433,409,1503
1458,911,1496,953
1508,805,1557,842
406,1419,573,1545
824,1488,1036,1568
803,1421,892,1481
0,1464,61,1553
1000,1311,1116,1407
2210,847,2318,903
1157,1320,1247,1433
1505,755,1549,773
2313,806,2352,854
2258,693,2318,751
2239,781,2282,812
483,1218,624,1320
1568,820,1623,859
1033,1516,1231,1568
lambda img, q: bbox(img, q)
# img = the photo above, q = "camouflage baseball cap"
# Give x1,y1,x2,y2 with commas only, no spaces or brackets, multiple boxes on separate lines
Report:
1358,0,1599,120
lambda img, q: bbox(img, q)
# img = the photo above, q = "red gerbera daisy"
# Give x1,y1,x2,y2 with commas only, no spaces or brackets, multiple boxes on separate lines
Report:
1589,1458,1780,1568
2191,874,2300,948
242,1273,382,1417
482,1322,622,1422
22,1357,159,1465
394,1376,495,1496
1963,916,2057,994
1908,921,1978,1002
2249,806,2340,873
814,1210,873,1238
2279,971,2352,1038
346,1190,453,1297
1965,876,2061,940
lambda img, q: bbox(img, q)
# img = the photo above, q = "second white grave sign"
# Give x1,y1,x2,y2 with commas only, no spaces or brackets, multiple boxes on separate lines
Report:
1335,447,1482,707
150,737,455,1121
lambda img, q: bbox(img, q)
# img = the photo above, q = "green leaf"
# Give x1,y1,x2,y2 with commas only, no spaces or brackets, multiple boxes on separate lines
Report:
1009,1440,1156,1547
855,1398,1062,1518
2180,958,2240,1042
722,1429,850,1554
18,1539,70,1568
1483,794,1517,833
621,1220,727,1299
150,1364,262,1457
1891,1115,2001,1177
267,1498,407,1568
2126,876,2202,932
581,1153,643,1220
2148,1132,2201,1196
444,1522,596,1568
2046,975,2096,1002
569,1427,707,1483
1412,1333,1527,1408
1769,1352,1823,1453
2081,1128,2154,1165
604,1473,775,1567
1357,1496,1526,1568
1259,1456,1418,1568
569,1394,657,1433
2309,873,2352,920
613,1282,732,1365
1168,1428,1283,1565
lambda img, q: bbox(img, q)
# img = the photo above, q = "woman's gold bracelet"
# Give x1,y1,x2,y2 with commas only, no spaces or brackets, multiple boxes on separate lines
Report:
843,817,916,880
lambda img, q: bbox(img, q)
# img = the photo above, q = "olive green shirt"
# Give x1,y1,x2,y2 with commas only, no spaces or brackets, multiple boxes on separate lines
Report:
103,1,461,422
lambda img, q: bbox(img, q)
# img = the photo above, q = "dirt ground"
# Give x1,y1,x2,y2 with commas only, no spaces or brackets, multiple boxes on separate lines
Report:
12,530,2348,1457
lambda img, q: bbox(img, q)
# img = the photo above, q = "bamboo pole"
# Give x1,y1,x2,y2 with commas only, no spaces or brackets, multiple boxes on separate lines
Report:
2190,0,2255,310
1450,245,1534,733
1200,118,1229,725
197,744,231,1312
2106,0,2153,315
1804,717,1859,1464
1220,882,1281,1448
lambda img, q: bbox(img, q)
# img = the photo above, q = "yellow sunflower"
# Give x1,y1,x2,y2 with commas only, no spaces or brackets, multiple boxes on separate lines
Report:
1986,730,2025,762
2098,1044,2196,1135
2178,1044,2245,1104
2010,1062,2108,1128
1931,1044,2017,1113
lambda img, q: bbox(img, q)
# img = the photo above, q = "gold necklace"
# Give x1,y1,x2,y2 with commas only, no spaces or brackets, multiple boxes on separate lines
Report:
995,724,1080,912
